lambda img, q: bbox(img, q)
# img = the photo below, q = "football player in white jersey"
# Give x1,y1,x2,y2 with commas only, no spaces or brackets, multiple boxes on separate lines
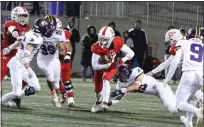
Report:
1,18,51,108
37,15,72,107
109,64,203,126
147,29,203,127
163,27,203,127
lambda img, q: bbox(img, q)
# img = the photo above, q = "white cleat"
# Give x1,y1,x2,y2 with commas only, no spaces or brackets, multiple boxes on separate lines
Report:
102,102,109,112
180,116,193,127
196,107,203,127
52,96,61,108
2,101,13,107
67,97,75,107
91,101,102,113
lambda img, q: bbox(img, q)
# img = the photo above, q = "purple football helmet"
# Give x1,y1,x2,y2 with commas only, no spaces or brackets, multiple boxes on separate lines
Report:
33,18,53,38
186,27,204,41
117,65,132,83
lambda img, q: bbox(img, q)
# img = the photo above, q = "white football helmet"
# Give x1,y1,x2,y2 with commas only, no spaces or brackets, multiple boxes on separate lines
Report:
165,29,182,46
56,18,62,29
11,6,29,25
98,26,115,48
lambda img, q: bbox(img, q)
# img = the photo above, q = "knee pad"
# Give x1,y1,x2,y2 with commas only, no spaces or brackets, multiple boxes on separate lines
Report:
24,86,36,96
64,80,73,91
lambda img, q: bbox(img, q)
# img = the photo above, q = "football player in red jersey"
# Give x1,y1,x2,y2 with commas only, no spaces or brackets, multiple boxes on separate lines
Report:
91,26,134,112
55,18,75,107
1,6,30,81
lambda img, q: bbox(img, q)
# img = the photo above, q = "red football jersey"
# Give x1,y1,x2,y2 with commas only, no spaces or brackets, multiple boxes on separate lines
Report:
1,21,30,57
91,36,124,56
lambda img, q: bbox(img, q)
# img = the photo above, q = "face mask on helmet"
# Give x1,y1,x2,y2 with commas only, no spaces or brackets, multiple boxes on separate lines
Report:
117,65,132,83
98,37,112,48
11,7,29,25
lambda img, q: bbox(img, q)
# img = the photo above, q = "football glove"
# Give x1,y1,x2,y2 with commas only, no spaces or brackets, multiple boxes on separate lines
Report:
2,47,11,55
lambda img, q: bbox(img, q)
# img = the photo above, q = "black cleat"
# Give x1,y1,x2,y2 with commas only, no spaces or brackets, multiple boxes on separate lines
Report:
12,98,22,109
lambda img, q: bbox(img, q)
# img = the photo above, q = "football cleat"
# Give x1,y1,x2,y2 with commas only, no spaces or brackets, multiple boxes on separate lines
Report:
196,107,203,127
67,97,75,107
13,98,22,109
102,102,109,112
91,101,102,113
52,95,61,108
180,116,193,127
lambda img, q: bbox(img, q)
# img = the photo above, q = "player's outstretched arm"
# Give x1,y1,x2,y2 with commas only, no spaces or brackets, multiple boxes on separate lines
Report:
2,36,24,55
164,49,183,86
149,55,174,75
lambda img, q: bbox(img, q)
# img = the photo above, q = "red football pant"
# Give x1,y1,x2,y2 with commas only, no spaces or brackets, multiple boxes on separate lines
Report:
94,63,118,93
60,60,73,97
1,55,11,81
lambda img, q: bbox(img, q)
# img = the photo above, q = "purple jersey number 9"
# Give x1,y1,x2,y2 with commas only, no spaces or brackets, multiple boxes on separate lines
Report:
190,43,203,62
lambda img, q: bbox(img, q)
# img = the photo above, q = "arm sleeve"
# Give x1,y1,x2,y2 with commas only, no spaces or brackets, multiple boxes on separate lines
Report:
91,53,108,71
120,44,135,62
151,55,174,74
164,49,183,85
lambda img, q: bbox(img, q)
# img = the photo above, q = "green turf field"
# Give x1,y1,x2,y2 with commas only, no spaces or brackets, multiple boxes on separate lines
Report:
1,78,197,127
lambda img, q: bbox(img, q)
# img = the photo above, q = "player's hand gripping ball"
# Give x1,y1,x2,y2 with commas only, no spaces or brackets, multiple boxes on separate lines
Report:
99,54,113,64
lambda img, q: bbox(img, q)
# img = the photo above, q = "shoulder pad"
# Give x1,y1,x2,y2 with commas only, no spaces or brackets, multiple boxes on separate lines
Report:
3,21,17,29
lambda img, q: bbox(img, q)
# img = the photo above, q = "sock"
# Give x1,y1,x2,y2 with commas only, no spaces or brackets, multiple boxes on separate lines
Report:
186,100,196,121
178,101,198,114
102,80,111,103
194,89,203,101
96,92,102,102
2,92,15,103
64,80,74,98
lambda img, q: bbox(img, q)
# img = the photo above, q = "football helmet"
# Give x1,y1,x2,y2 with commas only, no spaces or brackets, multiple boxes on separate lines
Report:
165,29,182,51
117,64,132,83
11,6,29,25
186,27,204,42
44,15,57,31
98,26,115,48
56,18,62,29
32,18,52,38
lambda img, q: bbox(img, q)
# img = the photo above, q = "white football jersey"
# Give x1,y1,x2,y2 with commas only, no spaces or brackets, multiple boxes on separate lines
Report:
117,67,159,95
37,29,67,61
176,39,203,71
15,30,43,64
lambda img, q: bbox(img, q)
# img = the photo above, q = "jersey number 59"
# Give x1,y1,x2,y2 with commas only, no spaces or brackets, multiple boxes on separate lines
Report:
190,43,203,62
40,44,56,55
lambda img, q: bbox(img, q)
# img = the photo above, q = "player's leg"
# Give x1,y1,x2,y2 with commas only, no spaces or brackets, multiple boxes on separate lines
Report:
61,60,74,107
37,60,60,107
1,56,11,81
102,64,118,111
52,59,61,107
176,71,203,125
91,70,103,113
81,65,87,82
1,68,23,108
195,89,203,101
156,82,178,114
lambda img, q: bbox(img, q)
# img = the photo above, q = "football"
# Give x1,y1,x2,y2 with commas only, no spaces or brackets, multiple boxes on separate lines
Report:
99,54,113,64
